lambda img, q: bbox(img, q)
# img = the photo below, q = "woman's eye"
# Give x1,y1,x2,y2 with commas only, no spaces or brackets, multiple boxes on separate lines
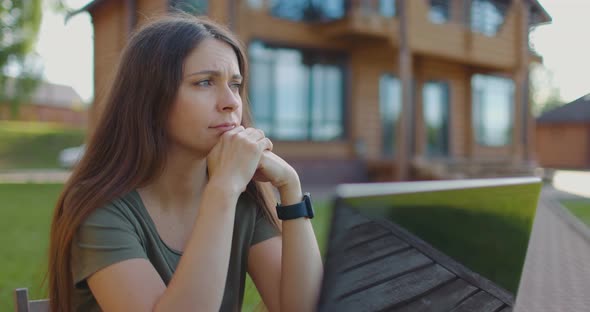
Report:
195,80,212,87
230,82,242,90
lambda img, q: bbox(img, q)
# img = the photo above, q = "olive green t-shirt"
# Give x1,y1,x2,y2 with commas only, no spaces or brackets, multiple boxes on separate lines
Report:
71,190,280,312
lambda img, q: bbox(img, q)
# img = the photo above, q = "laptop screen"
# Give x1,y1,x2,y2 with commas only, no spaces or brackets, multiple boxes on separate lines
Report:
317,177,542,312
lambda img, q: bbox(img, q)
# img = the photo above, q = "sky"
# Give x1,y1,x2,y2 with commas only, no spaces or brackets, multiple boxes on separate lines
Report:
36,0,93,102
34,0,590,104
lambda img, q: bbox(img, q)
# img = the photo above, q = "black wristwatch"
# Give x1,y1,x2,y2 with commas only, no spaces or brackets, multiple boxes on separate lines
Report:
276,192,315,220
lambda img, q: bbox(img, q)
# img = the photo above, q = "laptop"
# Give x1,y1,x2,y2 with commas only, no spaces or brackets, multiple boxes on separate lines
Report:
316,177,542,312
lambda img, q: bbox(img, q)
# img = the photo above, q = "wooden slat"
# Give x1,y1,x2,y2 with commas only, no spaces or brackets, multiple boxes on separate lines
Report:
340,221,392,248
337,206,372,230
395,279,479,312
339,234,409,271
372,218,516,305
450,291,504,312
330,264,455,312
324,207,374,263
333,249,433,298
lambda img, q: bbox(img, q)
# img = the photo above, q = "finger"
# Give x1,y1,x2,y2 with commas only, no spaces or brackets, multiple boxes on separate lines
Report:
221,125,245,142
258,137,273,152
241,127,266,141
222,125,245,138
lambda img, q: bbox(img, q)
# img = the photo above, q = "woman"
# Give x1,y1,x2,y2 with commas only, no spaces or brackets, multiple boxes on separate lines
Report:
48,15,323,312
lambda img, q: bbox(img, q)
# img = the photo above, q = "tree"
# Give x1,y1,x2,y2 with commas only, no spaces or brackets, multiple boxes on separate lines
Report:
529,63,564,117
0,0,43,119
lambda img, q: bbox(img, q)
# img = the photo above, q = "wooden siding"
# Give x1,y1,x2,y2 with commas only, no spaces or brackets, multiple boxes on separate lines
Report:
536,124,590,169
317,8,400,43
469,5,518,69
409,0,518,70
236,7,349,50
350,42,399,161
135,0,168,26
90,0,131,129
272,141,353,159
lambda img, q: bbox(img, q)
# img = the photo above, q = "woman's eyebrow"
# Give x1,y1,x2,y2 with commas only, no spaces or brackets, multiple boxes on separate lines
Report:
186,70,242,80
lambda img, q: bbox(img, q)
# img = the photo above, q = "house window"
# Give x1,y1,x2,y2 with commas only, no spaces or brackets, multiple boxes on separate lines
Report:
269,0,396,21
378,0,397,17
423,81,450,156
429,0,450,23
470,0,509,36
248,41,345,141
270,0,345,22
472,74,514,147
247,0,264,10
170,0,208,15
379,74,402,157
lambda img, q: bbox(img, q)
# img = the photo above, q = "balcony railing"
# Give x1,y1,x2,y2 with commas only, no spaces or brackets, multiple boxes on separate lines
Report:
429,0,451,24
267,0,398,22
423,0,510,35
467,0,510,36
257,0,520,39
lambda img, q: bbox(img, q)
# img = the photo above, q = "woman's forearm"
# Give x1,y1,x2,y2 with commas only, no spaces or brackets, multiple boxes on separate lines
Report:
279,182,324,312
154,181,239,312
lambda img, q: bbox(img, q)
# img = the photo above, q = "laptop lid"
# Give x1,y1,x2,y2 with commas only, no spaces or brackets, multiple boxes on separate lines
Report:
317,177,542,312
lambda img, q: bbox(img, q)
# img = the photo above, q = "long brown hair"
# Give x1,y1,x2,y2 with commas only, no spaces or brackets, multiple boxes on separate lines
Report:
48,15,280,312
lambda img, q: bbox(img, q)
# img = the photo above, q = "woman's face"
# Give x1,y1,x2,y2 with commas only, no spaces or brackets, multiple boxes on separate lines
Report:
167,38,243,156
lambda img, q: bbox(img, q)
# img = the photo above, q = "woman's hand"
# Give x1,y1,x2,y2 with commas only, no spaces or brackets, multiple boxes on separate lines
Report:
253,151,299,189
207,126,273,194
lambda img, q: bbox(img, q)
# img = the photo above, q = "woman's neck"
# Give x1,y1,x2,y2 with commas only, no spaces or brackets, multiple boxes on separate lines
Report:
139,144,208,213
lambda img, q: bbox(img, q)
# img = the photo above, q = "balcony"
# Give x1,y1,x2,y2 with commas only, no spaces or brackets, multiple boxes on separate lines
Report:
242,0,399,43
242,0,534,69
409,0,519,69
314,0,400,41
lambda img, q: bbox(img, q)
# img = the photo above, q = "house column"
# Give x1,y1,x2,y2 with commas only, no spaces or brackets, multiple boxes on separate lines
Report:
125,0,136,35
88,1,136,138
513,0,531,163
209,0,231,25
463,0,474,159
397,0,413,180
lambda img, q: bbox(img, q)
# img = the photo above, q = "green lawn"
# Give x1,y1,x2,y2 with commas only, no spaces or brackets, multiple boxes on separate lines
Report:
0,183,332,312
0,183,63,312
0,121,85,170
562,199,590,227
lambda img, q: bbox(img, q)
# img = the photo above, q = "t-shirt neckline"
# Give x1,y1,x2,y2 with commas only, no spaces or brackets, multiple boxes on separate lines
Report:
130,189,184,256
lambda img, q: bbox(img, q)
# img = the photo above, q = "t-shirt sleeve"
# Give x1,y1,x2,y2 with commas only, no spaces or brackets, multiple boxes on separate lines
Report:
71,203,147,287
251,205,281,246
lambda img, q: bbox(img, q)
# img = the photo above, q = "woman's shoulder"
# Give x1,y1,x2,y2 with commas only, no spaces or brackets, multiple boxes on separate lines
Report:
81,190,144,228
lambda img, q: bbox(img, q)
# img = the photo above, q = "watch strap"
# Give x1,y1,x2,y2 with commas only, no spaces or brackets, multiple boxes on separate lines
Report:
276,192,314,220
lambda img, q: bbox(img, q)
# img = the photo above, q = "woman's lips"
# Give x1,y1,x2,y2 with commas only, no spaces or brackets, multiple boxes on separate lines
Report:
210,124,236,133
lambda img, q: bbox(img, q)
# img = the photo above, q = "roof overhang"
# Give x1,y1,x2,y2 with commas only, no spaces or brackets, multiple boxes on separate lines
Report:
65,0,105,22
527,0,552,26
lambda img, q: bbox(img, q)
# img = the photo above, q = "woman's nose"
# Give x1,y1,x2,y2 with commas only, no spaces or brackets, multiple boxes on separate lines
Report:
217,85,240,112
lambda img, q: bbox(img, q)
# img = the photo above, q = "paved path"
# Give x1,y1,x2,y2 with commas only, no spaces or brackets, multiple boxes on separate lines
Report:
514,186,590,312
0,169,71,183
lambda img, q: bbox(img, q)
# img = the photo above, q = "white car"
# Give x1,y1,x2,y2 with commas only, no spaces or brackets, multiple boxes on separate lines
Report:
59,144,86,168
